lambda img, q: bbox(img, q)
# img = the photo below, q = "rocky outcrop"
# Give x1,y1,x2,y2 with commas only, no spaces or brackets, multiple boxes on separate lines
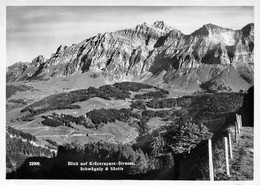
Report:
6,55,47,82
6,61,29,82
6,21,254,92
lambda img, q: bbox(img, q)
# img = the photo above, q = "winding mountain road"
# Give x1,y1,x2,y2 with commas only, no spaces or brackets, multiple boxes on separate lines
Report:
36,132,116,142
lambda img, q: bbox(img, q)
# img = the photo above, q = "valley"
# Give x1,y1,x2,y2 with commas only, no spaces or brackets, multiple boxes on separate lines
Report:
6,80,251,179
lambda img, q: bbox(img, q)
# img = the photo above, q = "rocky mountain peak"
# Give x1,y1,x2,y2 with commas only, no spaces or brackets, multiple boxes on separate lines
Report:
135,22,148,30
192,23,235,36
56,44,68,54
204,23,223,29
241,23,254,37
31,55,46,67
190,23,238,45
50,44,69,59
135,21,173,34
153,20,171,32
6,61,28,72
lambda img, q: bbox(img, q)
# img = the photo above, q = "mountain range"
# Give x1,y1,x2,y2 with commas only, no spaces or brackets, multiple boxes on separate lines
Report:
6,21,254,93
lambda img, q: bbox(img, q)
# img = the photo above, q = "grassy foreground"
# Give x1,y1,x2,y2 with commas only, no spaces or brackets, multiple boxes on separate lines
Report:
214,126,253,180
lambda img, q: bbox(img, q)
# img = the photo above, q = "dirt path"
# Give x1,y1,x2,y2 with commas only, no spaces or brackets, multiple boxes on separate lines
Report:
15,119,39,129
36,132,116,142
88,133,115,142
32,127,49,135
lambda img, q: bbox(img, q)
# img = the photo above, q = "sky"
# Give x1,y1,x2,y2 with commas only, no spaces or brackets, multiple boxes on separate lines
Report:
6,6,253,66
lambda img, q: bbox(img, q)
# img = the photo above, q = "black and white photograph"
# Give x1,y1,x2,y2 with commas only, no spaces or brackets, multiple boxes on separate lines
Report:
1,0,258,183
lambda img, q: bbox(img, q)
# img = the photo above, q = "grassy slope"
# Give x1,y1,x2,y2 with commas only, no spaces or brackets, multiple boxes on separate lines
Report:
214,126,253,180
229,127,253,180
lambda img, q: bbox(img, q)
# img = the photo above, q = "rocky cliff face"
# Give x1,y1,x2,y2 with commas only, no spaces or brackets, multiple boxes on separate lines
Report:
7,21,254,93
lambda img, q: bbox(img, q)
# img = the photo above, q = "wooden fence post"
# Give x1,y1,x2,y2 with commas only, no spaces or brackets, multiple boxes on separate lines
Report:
236,114,243,133
224,137,230,176
208,139,214,181
239,115,243,128
237,120,240,135
228,133,233,159
235,123,238,143
238,114,240,129
236,114,239,129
